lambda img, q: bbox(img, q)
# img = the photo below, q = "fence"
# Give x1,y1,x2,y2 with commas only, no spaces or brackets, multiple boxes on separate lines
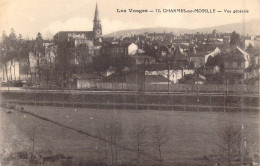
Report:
2,91,259,112
94,83,259,94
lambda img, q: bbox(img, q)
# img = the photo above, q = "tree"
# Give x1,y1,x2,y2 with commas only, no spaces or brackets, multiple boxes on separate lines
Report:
31,126,37,155
130,121,147,165
97,118,123,166
246,43,254,54
92,53,133,73
73,45,92,74
0,29,21,82
53,36,76,88
212,29,217,36
31,33,45,83
206,35,210,43
44,43,57,88
230,31,241,46
0,31,9,82
109,119,123,166
217,124,250,166
7,29,18,80
150,124,170,166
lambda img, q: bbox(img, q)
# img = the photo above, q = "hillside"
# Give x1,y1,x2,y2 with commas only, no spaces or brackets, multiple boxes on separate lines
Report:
107,19,260,37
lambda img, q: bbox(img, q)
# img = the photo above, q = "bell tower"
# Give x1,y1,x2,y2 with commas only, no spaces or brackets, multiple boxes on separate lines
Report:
93,2,102,37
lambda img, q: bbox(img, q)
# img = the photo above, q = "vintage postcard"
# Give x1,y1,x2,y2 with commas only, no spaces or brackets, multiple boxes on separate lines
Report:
0,0,259,165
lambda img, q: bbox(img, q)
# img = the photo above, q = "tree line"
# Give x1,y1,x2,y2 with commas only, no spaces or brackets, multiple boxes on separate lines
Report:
0,29,93,88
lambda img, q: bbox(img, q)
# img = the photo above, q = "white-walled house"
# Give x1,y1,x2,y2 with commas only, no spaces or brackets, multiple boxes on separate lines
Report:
128,43,138,56
145,68,195,84
188,47,221,68
1,60,27,82
204,47,221,63
2,60,19,82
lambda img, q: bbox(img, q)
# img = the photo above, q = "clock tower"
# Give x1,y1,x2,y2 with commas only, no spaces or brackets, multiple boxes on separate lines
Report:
93,3,102,37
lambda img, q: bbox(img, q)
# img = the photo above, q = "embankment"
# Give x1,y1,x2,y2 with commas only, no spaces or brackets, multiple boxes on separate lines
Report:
1,91,259,112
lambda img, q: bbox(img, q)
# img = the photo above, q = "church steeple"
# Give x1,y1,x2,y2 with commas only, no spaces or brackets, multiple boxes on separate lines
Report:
94,2,99,21
93,2,102,36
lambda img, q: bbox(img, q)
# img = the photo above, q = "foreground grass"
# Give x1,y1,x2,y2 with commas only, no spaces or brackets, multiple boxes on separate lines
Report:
0,105,259,165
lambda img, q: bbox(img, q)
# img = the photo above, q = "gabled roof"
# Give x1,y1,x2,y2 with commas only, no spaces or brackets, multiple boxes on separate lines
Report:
236,46,250,60
222,46,250,61
186,44,220,57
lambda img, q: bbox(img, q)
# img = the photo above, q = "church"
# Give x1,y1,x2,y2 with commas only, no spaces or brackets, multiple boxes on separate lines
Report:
53,3,103,47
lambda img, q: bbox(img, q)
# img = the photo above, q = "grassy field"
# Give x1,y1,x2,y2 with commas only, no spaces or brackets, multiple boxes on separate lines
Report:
0,105,259,165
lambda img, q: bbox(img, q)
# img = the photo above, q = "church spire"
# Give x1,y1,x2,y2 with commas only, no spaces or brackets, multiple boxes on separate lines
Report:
94,2,99,21
93,2,102,36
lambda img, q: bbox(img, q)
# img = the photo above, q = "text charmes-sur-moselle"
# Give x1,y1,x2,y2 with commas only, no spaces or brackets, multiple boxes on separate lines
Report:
117,8,249,13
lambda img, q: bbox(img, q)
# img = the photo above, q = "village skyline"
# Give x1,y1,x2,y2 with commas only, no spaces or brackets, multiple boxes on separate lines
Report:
0,0,260,89
1,0,260,38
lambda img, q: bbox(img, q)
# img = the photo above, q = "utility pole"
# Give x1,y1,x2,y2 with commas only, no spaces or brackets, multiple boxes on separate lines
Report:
143,58,146,95
209,92,212,112
258,65,260,96
196,69,199,112
168,60,170,96
224,78,228,112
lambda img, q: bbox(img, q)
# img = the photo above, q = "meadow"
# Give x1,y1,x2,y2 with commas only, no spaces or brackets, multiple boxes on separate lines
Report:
0,105,259,165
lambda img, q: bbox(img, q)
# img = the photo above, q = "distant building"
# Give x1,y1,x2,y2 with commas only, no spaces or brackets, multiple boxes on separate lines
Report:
103,68,170,85
51,3,103,77
132,54,155,65
179,74,206,84
71,73,102,89
100,43,128,57
145,64,195,84
187,45,221,68
1,59,28,82
53,3,102,46
223,46,250,73
244,38,260,49
128,43,139,55
223,46,251,84
102,69,143,84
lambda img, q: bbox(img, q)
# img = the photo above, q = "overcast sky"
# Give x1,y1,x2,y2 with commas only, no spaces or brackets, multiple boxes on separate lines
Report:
0,0,259,39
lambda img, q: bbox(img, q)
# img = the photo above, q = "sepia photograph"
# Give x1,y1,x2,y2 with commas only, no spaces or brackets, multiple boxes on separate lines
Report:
0,0,260,165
